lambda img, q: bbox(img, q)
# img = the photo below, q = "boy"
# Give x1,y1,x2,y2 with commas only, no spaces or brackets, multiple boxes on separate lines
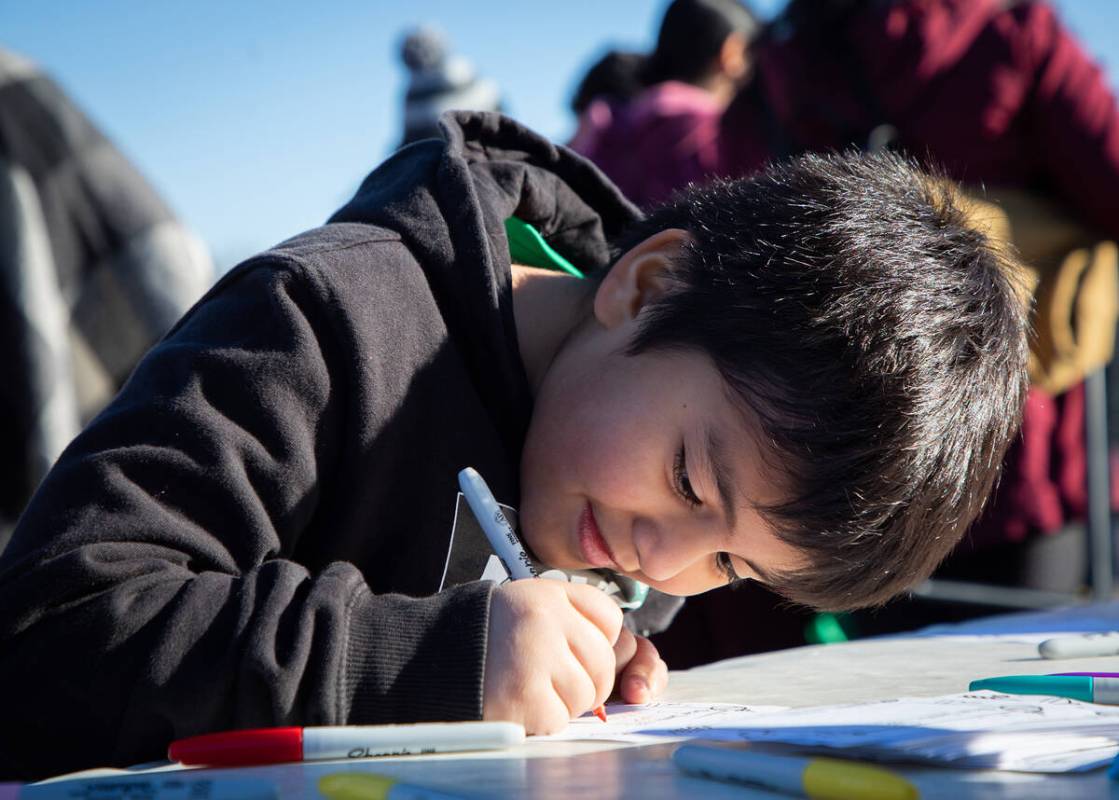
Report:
0,112,1027,779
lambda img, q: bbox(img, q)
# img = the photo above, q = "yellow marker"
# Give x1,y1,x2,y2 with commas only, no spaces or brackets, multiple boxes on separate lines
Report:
674,743,919,800
319,772,472,800
804,757,918,800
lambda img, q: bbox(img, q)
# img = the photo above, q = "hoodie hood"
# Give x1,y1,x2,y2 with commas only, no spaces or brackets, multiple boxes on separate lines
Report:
327,111,643,467
331,110,641,275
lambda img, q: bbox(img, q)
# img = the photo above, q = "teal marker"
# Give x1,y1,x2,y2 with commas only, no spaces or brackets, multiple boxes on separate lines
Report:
969,674,1119,704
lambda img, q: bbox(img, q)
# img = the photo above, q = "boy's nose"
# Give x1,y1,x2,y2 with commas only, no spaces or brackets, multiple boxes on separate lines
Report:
631,514,717,582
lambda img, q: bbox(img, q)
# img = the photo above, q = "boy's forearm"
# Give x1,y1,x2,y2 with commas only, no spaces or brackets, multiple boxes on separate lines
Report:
0,549,494,780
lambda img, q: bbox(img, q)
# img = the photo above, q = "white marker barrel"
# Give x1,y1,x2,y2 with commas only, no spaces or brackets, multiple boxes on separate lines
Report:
674,745,802,794
1039,632,1119,659
302,721,524,760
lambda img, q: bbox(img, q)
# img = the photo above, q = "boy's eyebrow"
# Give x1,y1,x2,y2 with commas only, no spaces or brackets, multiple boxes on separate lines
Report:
704,426,738,532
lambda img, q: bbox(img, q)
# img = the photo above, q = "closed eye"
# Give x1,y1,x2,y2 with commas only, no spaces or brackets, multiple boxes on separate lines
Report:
673,445,701,509
716,552,741,583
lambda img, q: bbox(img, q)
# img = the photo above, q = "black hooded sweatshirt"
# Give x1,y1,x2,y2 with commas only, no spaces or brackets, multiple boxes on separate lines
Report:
0,112,648,779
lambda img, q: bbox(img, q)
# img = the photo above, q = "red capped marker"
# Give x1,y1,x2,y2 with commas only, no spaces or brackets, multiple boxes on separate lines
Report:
168,721,525,767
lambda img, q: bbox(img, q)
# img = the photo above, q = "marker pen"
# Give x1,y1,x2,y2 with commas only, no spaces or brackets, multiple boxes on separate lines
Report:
1053,672,1119,677
673,743,918,800
168,721,524,767
1038,631,1119,659
458,467,537,579
970,674,1119,704
319,773,470,800
457,467,608,722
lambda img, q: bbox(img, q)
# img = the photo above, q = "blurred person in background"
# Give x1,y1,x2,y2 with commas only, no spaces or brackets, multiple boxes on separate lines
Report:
569,0,759,208
0,48,213,552
397,26,503,148
656,0,1119,666
568,50,649,152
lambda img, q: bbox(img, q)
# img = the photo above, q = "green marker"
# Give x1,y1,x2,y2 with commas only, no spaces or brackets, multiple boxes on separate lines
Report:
969,674,1119,704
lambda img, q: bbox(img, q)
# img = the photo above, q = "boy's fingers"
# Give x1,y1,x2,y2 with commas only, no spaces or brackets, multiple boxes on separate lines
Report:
613,626,638,672
562,582,624,644
564,611,619,708
619,636,669,704
549,653,600,724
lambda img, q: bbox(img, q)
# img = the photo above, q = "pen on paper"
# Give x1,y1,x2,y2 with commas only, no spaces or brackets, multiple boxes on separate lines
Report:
458,466,608,723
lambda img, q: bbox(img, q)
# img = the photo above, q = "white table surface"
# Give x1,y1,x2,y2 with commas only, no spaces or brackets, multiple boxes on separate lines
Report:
33,601,1119,798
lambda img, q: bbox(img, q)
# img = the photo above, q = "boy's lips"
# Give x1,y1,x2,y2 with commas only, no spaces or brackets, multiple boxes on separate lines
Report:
577,501,619,569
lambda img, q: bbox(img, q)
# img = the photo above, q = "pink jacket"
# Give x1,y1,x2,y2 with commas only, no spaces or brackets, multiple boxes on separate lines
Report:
571,81,723,209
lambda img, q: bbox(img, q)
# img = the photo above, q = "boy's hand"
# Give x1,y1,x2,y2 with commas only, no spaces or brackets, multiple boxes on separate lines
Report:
612,628,669,704
483,580,622,734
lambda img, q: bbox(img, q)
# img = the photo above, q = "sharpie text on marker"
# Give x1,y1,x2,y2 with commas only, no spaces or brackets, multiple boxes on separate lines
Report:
458,467,537,579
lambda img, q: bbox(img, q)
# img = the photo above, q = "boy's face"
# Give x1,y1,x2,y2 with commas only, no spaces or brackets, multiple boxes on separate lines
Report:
517,232,805,597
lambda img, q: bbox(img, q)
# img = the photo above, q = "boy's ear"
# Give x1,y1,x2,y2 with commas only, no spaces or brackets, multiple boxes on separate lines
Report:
594,228,692,329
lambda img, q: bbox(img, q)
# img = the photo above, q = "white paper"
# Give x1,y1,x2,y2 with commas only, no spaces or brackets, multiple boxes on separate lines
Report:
680,692,1119,772
537,694,1119,772
534,702,788,743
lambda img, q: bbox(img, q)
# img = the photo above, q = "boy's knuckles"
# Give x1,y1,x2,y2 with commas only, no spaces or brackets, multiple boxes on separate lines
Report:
565,584,624,637
551,667,599,720
565,642,605,689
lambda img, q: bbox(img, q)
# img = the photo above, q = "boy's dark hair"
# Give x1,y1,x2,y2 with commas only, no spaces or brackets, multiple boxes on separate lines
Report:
612,150,1030,611
645,0,760,86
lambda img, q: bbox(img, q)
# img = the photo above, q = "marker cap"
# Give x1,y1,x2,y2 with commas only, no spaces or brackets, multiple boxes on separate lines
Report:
168,727,303,766
969,675,1094,703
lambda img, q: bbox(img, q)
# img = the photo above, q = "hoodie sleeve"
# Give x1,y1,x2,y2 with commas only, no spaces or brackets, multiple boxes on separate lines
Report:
0,259,494,780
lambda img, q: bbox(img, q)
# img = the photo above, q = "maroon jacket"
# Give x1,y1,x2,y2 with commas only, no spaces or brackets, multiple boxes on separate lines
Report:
722,0,1119,239
720,0,1119,547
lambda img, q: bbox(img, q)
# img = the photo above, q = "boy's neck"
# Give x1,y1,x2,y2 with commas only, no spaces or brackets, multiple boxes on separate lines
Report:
510,264,595,394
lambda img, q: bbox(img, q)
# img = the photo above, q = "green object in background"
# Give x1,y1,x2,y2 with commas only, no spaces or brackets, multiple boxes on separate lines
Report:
505,217,584,278
806,612,851,644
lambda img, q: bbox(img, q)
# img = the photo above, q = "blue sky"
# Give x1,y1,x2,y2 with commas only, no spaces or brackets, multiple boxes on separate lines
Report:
5,0,1117,271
